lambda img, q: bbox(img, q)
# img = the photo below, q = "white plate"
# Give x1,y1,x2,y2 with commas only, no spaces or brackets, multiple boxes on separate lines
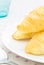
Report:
1,0,44,63
1,22,44,63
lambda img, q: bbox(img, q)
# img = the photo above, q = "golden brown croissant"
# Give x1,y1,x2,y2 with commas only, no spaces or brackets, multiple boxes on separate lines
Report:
12,6,44,40
17,6,44,33
12,30,34,40
25,32,44,55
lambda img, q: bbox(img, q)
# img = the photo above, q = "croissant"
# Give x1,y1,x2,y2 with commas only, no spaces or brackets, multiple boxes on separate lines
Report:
12,30,34,40
17,6,44,33
25,32,44,55
12,6,44,40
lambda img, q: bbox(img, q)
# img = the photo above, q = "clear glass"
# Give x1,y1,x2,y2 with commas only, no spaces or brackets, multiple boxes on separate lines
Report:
0,0,11,18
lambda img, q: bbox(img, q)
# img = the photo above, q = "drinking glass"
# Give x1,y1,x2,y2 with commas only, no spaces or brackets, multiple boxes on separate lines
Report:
0,0,11,18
